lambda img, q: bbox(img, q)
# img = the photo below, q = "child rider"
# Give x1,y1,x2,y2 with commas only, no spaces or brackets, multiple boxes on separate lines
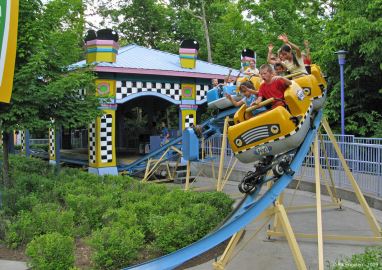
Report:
254,64,292,109
226,81,265,119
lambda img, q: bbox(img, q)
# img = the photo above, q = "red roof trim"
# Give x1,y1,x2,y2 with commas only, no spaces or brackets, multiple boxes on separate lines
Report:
95,66,227,80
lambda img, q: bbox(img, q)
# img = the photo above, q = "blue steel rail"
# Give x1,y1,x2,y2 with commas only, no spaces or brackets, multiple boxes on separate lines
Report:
118,107,238,173
123,110,323,270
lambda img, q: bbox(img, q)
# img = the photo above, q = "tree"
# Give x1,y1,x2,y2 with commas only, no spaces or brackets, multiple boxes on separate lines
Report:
170,0,231,63
0,0,100,188
315,0,382,136
98,0,174,49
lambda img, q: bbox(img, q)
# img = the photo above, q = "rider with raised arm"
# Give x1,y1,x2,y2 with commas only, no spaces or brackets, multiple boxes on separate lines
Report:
253,64,292,109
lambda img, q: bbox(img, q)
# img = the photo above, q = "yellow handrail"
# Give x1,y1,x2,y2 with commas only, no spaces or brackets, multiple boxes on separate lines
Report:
245,98,275,113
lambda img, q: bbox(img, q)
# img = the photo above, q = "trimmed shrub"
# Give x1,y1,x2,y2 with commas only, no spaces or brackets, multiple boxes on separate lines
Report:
65,193,116,236
149,203,224,253
2,155,234,269
26,232,75,270
89,225,145,269
5,203,74,248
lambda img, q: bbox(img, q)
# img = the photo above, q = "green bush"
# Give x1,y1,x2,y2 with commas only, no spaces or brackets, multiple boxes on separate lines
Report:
30,144,49,152
26,232,75,270
2,155,234,268
8,155,54,177
149,203,224,253
89,225,145,270
328,247,382,269
65,193,116,236
5,203,74,248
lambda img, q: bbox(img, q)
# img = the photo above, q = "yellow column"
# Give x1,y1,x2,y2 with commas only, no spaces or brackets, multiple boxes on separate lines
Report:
88,110,118,175
314,136,324,270
88,79,118,175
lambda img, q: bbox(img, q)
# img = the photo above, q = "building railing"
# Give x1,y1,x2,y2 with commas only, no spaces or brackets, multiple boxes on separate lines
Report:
200,134,382,197
29,139,49,145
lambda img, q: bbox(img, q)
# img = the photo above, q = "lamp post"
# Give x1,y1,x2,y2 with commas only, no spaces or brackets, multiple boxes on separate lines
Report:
335,50,347,135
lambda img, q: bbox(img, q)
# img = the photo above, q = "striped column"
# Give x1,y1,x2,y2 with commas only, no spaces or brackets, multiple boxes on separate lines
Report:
48,127,56,164
88,108,118,175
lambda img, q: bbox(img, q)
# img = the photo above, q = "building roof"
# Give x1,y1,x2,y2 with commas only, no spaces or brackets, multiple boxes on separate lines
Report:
72,44,239,79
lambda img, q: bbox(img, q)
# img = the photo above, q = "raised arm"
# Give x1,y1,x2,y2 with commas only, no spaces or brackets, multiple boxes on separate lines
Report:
278,34,302,58
241,85,259,95
267,43,277,65
304,40,311,61
226,93,244,107
224,69,233,84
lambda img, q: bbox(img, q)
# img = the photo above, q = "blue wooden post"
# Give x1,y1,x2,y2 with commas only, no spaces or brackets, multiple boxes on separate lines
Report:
8,132,14,154
335,50,347,135
55,127,61,167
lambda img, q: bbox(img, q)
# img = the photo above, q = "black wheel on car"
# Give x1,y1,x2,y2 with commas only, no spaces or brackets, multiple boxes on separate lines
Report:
238,180,255,193
272,164,284,177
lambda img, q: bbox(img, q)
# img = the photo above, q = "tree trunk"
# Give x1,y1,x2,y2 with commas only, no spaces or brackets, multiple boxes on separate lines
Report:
201,1,212,63
2,132,11,188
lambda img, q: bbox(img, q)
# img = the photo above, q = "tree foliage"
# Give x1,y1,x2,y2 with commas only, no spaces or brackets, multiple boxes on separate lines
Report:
315,0,382,136
1,0,101,187
94,0,382,136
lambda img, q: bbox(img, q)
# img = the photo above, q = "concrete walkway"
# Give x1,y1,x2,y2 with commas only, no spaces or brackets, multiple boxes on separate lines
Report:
0,260,27,270
185,178,382,270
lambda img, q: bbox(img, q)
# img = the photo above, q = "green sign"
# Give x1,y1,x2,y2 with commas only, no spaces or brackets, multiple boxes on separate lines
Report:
0,0,6,56
0,0,19,104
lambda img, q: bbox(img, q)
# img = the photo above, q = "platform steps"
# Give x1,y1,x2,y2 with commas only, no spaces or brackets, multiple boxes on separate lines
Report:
173,164,196,184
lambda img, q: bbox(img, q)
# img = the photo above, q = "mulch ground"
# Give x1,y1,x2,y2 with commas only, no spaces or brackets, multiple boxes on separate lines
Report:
1,236,240,269
0,244,27,261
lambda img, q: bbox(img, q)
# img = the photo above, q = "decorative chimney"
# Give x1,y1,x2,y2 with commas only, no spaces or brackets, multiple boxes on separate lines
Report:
241,48,256,70
179,39,199,69
85,29,119,64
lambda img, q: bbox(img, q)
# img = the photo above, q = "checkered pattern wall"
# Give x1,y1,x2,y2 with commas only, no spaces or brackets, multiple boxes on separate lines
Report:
100,114,113,163
20,131,25,153
196,84,209,101
116,80,209,102
88,122,96,164
49,128,55,160
184,114,195,128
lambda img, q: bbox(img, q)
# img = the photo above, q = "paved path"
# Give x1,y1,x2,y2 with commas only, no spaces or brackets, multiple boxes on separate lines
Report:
186,178,382,270
0,260,27,270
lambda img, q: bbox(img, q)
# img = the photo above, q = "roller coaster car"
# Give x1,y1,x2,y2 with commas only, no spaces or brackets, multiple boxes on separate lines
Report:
207,85,240,109
227,80,313,164
236,76,262,92
295,64,327,111
207,76,262,110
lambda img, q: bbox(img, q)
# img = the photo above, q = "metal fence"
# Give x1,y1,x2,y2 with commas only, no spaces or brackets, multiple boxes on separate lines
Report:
200,134,382,197
30,139,49,145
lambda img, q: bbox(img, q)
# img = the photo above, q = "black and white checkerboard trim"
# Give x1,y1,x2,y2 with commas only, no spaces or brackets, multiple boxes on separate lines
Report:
20,131,25,153
100,114,113,163
116,81,181,101
49,128,55,159
196,85,209,101
184,114,195,128
116,80,209,102
235,104,313,155
89,122,96,164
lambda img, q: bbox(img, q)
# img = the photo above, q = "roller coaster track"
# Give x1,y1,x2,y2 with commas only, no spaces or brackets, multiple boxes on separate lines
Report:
122,110,323,270
117,107,238,173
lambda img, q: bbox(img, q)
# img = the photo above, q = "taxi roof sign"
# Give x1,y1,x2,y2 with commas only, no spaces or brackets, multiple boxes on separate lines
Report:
0,0,19,104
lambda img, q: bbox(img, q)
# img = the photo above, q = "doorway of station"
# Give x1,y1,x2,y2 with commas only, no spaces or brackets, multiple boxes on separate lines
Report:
116,96,179,165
